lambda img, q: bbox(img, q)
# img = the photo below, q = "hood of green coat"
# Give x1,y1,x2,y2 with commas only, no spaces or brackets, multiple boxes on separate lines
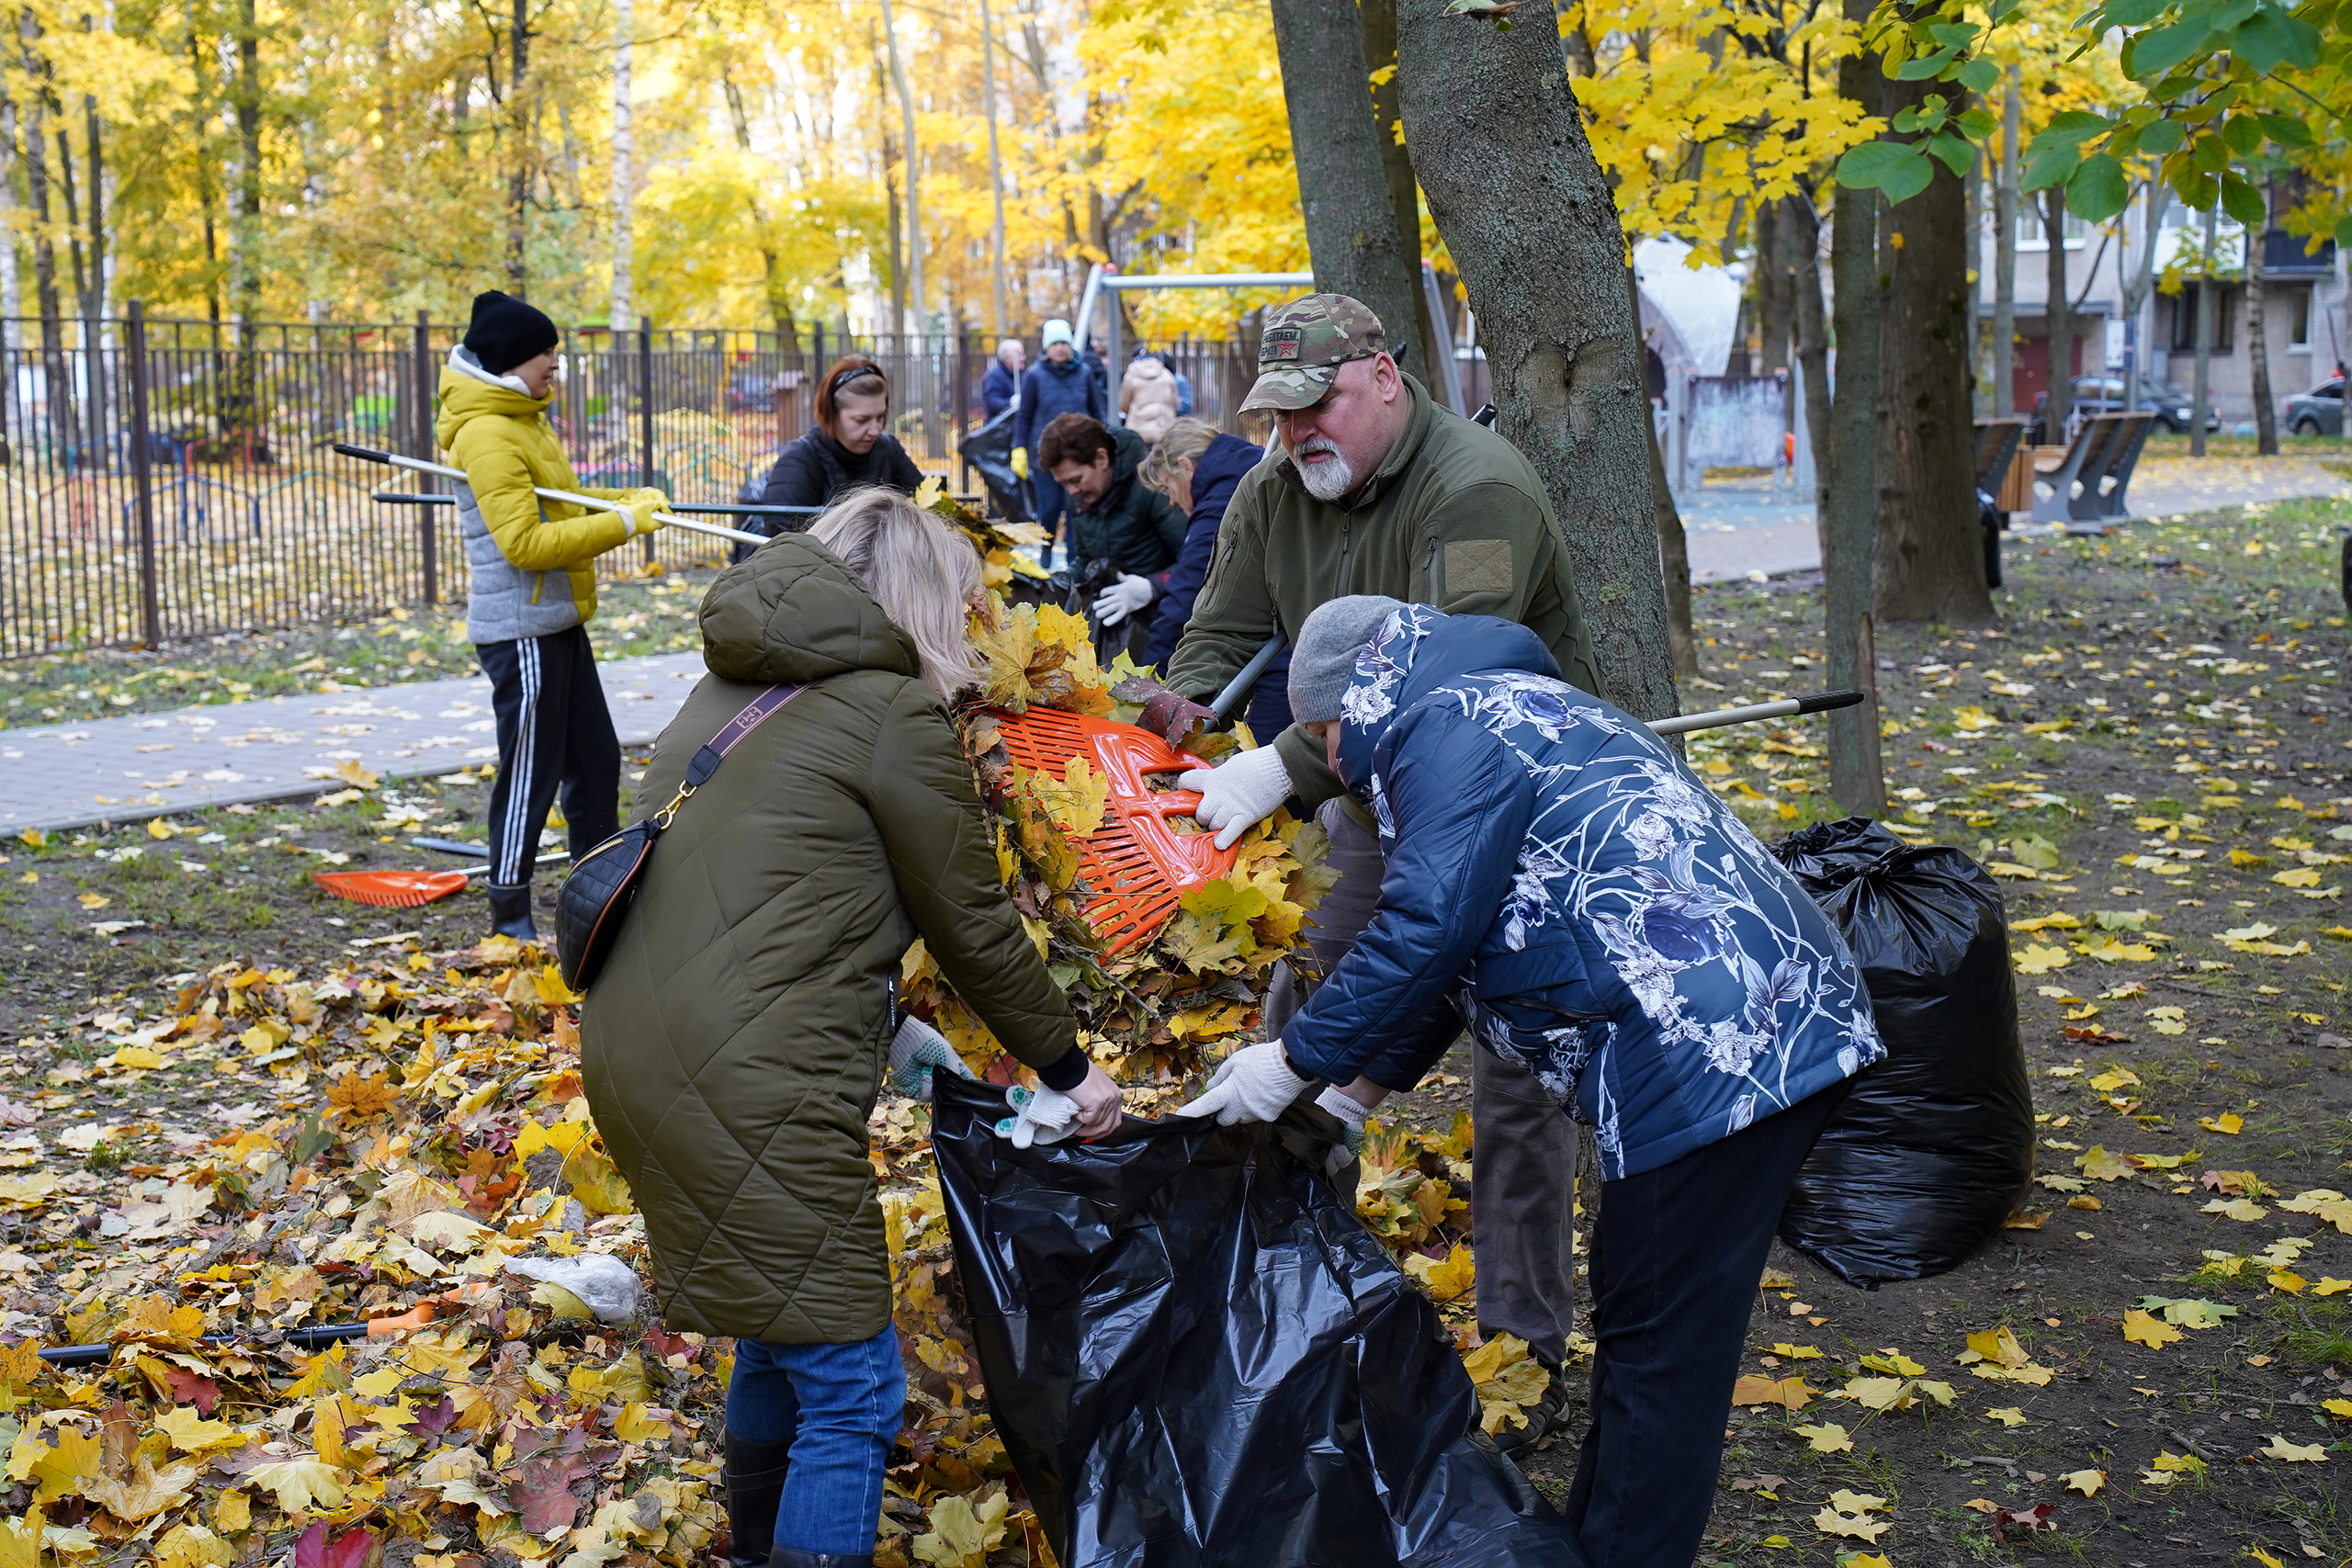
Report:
698,534,922,685
434,354,554,449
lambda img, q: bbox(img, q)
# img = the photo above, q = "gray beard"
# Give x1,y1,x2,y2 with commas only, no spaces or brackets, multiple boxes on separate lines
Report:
1295,445,1357,502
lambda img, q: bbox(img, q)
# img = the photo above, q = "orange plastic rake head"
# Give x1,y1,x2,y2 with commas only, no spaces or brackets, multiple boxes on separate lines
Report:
994,706,1240,954
311,868,473,907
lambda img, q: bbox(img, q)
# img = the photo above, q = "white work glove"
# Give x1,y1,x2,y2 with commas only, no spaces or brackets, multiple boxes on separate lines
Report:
888,1014,975,1100
1174,1041,1312,1126
993,1083,1081,1148
1313,1085,1370,1177
1091,573,1156,626
1177,745,1294,852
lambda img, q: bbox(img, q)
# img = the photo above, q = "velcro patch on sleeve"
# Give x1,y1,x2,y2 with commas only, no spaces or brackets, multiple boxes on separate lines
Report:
1442,538,1514,597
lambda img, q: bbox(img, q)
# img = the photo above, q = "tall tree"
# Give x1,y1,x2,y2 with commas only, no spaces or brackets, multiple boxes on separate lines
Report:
1992,66,2018,415
2246,178,2276,455
1872,69,1992,625
877,0,922,333
1825,8,1888,814
1266,0,1422,377
2188,202,2218,458
1396,0,1673,720
610,0,633,333
1358,0,1438,376
503,0,533,293
2040,184,2076,439
978,0,1009,335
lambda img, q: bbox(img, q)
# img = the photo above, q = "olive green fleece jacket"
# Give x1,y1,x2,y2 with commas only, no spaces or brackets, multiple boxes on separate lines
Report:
1164,373,1604,808
578,536,1080,1343
435,357,640,641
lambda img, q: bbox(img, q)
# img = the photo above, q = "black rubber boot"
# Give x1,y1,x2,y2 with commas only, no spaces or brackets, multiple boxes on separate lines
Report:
765,1551,873,1568
485,884,537,942
722,1431,794,1568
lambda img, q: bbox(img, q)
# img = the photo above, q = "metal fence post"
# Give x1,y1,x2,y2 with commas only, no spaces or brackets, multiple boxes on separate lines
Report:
956,331,972,490
639,320,657,566
414,310,438,605
127,301,162,648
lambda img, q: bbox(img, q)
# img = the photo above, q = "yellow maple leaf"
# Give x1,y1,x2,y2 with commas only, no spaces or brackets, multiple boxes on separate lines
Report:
0,1507,41,1568
154,1523,235,1568
561,1139,636,1216
2075,1145,2134,1181
1794,1421,1853,1452
333,759,379,789
1964,1326,2031,1368
1022,755,1112,839
2199,1111,2246,1135
613,1403,673,1444
2013,942,2073,974
242,1457,347,1513
2121,1309,2184,1348
2258,1435,2327,1462
326,1070,400,1121
7,1423,99,1501
1730,1373,1815,1409
911,1487,1011,1568
153,1406,252,1457
2061,1468,2105,1495
2273,867,2323,888
1985,1406,2028,1427
1403,1242,1476,1302
83,1452,201,1522
1812,1506,1889,1541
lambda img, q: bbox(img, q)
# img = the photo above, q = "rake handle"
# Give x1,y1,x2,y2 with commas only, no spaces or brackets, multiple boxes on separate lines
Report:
334,443,766,547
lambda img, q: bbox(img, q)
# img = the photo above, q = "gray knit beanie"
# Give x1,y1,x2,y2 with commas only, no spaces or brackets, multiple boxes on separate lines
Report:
1288,596,1408,725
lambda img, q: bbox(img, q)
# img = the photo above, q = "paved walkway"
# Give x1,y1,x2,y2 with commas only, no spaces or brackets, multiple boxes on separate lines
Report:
1,653,705,833
1679,454,2352,581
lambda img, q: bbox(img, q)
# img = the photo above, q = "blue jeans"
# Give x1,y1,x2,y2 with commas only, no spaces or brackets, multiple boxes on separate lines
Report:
727,1325,908,1557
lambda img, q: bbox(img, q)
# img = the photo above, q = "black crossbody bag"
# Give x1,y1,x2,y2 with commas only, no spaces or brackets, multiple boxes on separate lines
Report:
554,682,807,990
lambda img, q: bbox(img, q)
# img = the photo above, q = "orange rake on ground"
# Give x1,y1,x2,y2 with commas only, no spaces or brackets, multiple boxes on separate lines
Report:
313,850,569,908
996,707,1241,955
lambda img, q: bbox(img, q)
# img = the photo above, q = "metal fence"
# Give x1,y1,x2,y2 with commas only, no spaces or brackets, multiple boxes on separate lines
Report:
0,313,1261,658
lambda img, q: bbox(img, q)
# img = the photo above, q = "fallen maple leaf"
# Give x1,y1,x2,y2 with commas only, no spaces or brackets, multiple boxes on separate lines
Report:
1731,1373,1814,1409
2258,1435,2328,1463
2061,1468,2105,1495
1794,1421,1853,1452
2120,1309,2185,1348
291,1520,375,1568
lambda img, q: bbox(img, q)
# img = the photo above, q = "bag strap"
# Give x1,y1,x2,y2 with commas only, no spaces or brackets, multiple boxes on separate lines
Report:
652,682,807,828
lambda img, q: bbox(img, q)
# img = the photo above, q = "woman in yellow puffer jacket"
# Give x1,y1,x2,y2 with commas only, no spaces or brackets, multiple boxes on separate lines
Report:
435,290,665,940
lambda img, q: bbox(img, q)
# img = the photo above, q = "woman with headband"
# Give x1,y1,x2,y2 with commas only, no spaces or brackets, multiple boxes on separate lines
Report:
733,355,928,560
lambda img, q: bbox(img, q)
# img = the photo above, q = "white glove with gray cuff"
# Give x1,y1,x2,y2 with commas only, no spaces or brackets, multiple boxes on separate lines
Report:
1177,745,1294,851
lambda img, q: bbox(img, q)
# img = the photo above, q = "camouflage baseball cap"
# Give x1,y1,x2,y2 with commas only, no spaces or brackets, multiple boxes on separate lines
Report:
1241,293,1389,412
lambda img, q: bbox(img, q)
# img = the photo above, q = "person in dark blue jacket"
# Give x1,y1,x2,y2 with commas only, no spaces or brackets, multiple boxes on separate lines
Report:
1014,319,1105,544
981,338,1024,418
1179,598,1881,1568
1135,418,1291,736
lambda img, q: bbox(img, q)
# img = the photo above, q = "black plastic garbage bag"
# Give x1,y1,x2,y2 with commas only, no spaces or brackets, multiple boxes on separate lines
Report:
958,403,1033,522
1771,818,2035,1286
930,1075,1583,1568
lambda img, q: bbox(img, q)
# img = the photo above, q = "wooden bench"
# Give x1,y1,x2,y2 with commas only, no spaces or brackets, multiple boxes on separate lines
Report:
2030,412,2153,531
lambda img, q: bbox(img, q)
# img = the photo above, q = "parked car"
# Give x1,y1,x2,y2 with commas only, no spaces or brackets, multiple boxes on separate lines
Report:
2031,374,2216,440
2286,374,2345,437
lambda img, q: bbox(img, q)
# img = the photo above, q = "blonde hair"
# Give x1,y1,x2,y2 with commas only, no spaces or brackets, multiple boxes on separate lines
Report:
1137,416,1218,496
808,489,982,699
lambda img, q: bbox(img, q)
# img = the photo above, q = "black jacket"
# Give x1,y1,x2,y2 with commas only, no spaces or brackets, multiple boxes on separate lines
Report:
732,429,924,560
1067,426,1185,577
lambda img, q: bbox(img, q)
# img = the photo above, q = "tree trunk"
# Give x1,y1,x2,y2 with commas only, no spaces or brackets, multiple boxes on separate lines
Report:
1825,21,1887,815
1360,0,1439,378
1993,67,2018,417
610,0,632,333
505,0,531,294
721,72,797,351
2041,186,2072,440
1634,265,1696,677
1269,0,1424,378
1754,199,1792,374
978,0,1010,336
1965,145,1982,412
2120,182,2167,416
2248,183,2276,455
2189,203,2217,458
21,88,73,457
1396,0,1674,719
873,29,906,339
877,0,922,335
233,0,262,323
1789,194,1833,522
1872,73,1991,626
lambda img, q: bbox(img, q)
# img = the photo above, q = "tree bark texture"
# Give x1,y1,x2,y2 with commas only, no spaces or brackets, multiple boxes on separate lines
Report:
1993,68,2018,417
878,0,923,333
1270,0,1424,377
1787,195,1833,527
1396,1,1674,719
1359,0,1439,378
1754,199,1793,375
1633,265,1696,677
2189,203,2218,459
1871,73,1991,626
2248,182,2276,456
505,0,531,294
1826,34,1887,815
610,0,633,334
2041,186,2073,439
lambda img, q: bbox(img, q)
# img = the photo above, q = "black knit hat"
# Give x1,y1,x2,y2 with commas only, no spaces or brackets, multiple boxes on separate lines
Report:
463,291,560,376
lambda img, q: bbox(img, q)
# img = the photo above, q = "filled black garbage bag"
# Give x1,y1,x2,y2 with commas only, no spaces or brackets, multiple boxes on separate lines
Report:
1771,818,2035,1286
930,1075,1584,1568
958,404,1034,522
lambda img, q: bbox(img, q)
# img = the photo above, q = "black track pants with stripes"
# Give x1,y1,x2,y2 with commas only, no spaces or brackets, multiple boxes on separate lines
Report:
476,625,621,895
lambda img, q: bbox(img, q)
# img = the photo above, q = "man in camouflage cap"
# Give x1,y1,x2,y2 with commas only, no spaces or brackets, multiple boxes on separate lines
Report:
1136,290,1604,1458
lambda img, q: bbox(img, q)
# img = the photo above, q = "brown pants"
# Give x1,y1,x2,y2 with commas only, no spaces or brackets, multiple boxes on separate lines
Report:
1264,800,1580,1363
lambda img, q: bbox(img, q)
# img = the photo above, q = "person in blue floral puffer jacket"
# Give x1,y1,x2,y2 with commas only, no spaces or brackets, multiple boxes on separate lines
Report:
1177,599,1883,1568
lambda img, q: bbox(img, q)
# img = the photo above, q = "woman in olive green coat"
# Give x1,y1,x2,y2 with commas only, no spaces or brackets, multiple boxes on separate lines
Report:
580,492,1120,1568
